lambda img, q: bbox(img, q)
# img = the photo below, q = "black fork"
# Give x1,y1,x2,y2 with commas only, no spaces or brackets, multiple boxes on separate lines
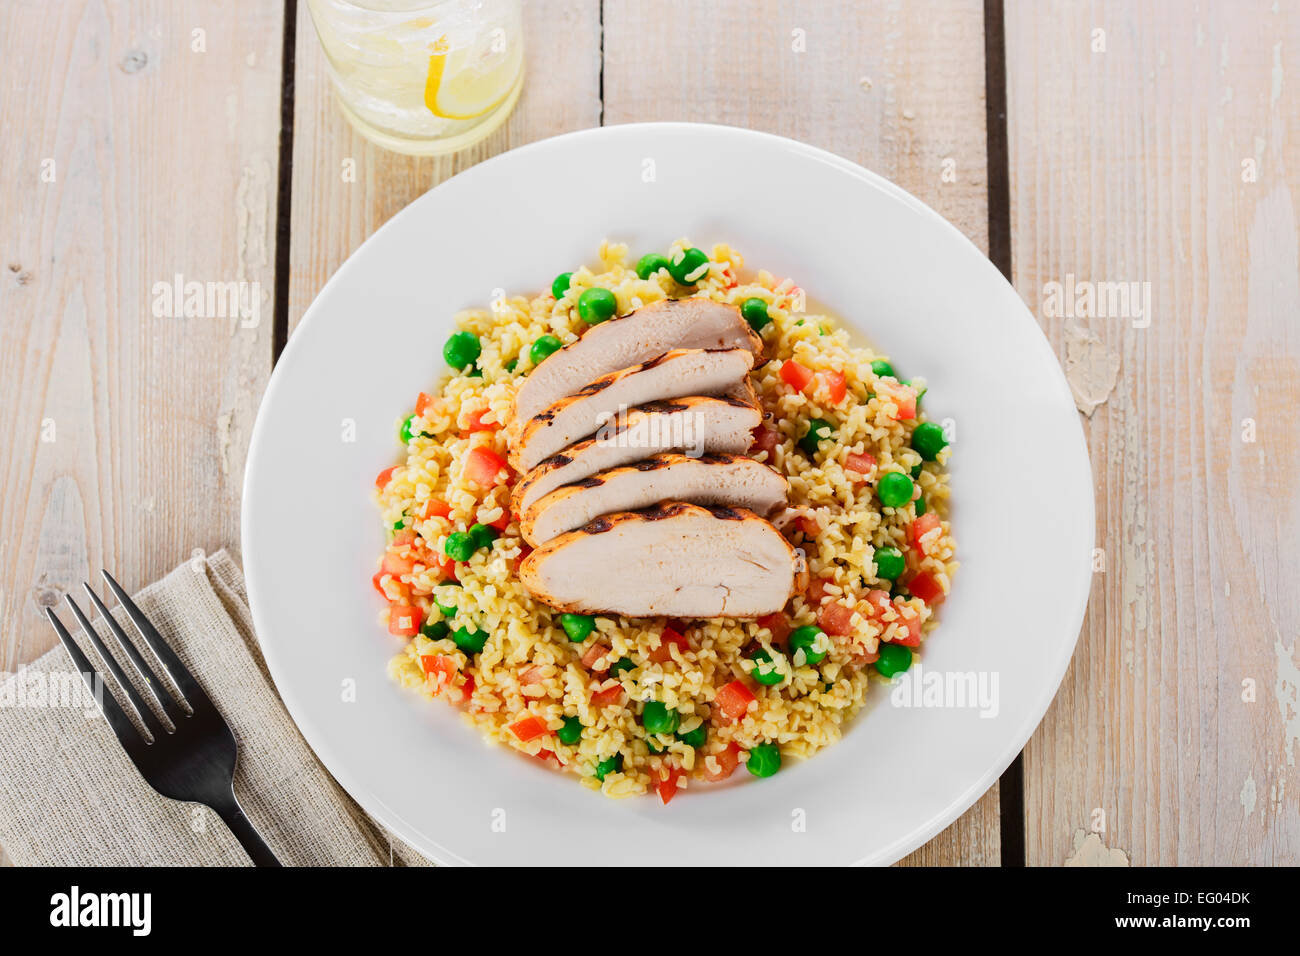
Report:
45,570,281,866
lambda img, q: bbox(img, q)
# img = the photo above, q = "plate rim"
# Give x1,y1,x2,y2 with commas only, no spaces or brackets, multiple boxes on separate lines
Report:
242,120,1094,866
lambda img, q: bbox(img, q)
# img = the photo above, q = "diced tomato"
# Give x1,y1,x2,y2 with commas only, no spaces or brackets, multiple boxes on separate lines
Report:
375,466,398,490
488,511,512,532
388,604,420,637
796,514,820,537
877,381,917,420
819,369,847,405
779,359,815,392
371,571,388,596
453,674,476,704
392,529,416,547
648,627,689,663
702,743,742,782
817,601,857,637
415,392,436,416
655,767,684,805
419,654,458,693
465,407,499,433
421,498,452,521
382,550,416,575
715,680,756,720
591,682,625,707
757,612,791,646
909,513,942,555
806,576,832,604
435,554,459,582
907,571,945,606
534,749,562,769
851,648,881,667
844,452,877,482
750,425,780,459
464,447,509,488
857,589,893,622
509,714,548,742
580,643,612,671
518,664,548,685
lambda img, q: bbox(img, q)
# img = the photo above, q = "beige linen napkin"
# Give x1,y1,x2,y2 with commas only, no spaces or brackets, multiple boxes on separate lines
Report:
0,550,432,867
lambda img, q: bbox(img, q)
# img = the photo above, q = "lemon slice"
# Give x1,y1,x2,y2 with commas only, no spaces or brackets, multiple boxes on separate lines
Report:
424,31,522,120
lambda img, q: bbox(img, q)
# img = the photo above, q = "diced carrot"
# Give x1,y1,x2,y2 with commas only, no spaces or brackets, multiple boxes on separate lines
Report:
591,682,625,707
715,680,756,720
509,714,548,742
750,425,780,459
655,767,684,805
909,512,942,555
465,407,499,432
375,466,398,490
908,571,945,606
580,643,612,671
819,369,847,405
648,627,689,663
465,447,508,488
844,452,877,482
702,743,742,781
421,498,452,520
757,612,791,646
518,664,548,685
388,604,420,637
779,359,815,392
817,601,857,637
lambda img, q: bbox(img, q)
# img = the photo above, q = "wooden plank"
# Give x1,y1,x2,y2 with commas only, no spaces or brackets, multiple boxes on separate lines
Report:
604,0,998,866
1007,0,1300,864
287,0,603,334
0,0,285,866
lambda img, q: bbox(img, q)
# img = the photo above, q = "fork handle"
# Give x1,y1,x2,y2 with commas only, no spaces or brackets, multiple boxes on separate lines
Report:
212,793,283,867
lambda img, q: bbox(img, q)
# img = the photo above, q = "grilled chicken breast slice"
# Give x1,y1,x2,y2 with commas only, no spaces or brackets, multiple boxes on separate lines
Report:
511,395,763,514
509,347,755,473
518,502,807,618
520,452,788,545
508,298,762,436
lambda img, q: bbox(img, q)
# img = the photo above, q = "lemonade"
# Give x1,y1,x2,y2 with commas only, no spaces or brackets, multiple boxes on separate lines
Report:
306,0,524,155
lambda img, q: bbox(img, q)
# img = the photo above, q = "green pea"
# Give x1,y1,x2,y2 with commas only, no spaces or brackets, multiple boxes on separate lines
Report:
529,334,563,366
578,287,618,324
912,421,948,461
646,738,663,754
469,523,499,550
467,365,483,378
746,743,781,778
559,612,595,642
677,724,707,748
741,297,771,331
504,357,518,373
557,716,582,745
875,642,912,677
443,331,481,370
392,518,405,531
916,495,927,516
749,649,786,686
877,471,914,508
452,625,488,655
788,625,828,665
594,753,623,781
910,462,923,479
799,418,834,457
874,546,905,581
870,359,896,379
420,620,449,641
444,531,476,562
641,701,680,735
609,658,635,678
399,414,417,444
552,272,573,299
635,253,671,279
435,598,457,618
668,247,710,284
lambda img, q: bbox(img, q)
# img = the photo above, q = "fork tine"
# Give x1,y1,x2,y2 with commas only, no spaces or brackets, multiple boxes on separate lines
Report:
100,570,214,713
64,595,167,739
82,584,187,725
45,607,145,755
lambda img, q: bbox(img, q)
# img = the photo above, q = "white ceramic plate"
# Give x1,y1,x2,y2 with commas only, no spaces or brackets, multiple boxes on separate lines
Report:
242,122,1093,866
